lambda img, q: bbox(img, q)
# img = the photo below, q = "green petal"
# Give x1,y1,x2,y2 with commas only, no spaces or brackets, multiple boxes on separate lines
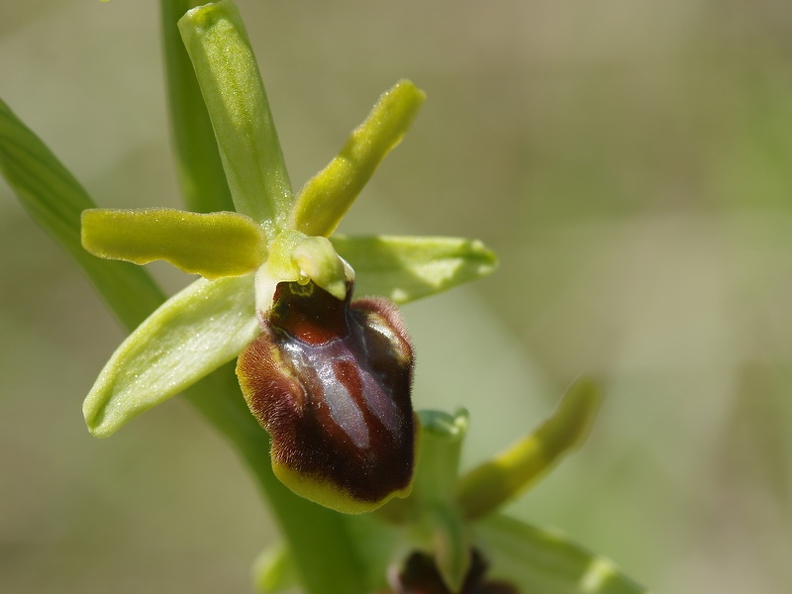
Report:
0,97,164,329
178,0,292,232
81,208,266,279
330,235,497,303
457,378,602,520
475,514,649,593
289,81,426,237
84,274,260,437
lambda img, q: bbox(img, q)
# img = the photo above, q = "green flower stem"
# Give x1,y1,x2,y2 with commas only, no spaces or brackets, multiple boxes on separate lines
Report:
81,208,266,279
289,80,426,237
457,378,603,520
178,0,292,233
160,0,235,214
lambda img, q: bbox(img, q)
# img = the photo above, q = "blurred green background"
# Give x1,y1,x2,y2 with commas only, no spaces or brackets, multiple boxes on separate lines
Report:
2,0,792,592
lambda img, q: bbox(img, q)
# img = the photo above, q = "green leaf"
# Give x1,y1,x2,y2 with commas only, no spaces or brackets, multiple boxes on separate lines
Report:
0,96,164,328
178,0,292,232
330,234,497,303
83,274,260,437
456,378,603,520
289,80,426,237
82,207,266,279
475,514,649,594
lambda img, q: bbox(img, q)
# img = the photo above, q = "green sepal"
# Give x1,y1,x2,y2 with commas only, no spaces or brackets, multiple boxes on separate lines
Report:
475,514,649,593
456,378,603,520
289,80,426,237
81,207,267,279
330,234,497,303
84,274,261,437
178,0,292,233
0,97,164,329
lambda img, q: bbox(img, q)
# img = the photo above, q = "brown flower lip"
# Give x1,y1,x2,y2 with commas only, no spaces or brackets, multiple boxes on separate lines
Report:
237,279,416,512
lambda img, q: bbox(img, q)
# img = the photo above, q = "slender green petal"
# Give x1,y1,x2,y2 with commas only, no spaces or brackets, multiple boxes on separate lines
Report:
457,378,602,520
161,0,235,213
84,274,260,437
289,81,426,237
82,207,266,279
330,234,497,303
0,97,164,328
178,0,292,231
475,514,649,594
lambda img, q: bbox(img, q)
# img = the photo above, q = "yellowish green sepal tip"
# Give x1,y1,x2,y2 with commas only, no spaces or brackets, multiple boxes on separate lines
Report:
456,377,603,520
289,80,427,238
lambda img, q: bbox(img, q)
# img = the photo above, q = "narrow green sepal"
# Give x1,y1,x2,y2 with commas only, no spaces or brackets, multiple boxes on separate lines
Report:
331,235,497,303
457,377,603,520
178,0,292,232
84,274,260,437
81,208,267,279
289,80,426,237
474,514,649,593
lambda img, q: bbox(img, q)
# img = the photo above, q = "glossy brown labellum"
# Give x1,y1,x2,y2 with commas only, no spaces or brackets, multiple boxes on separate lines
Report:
237,279,415,512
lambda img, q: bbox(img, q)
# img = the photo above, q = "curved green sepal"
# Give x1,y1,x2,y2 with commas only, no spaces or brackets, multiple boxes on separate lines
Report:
330,235,497,303
84,274,260,437
81,208,267,279
475,514,649,593
457,378,603,520
178,0,292,232
0,97,164,329
289,80,426,237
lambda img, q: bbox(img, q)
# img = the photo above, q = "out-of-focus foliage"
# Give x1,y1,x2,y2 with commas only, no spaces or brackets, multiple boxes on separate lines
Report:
1,0,791,593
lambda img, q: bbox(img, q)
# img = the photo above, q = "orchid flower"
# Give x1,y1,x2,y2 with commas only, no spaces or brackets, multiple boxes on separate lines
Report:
77,2,495,514
0,1,649,592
